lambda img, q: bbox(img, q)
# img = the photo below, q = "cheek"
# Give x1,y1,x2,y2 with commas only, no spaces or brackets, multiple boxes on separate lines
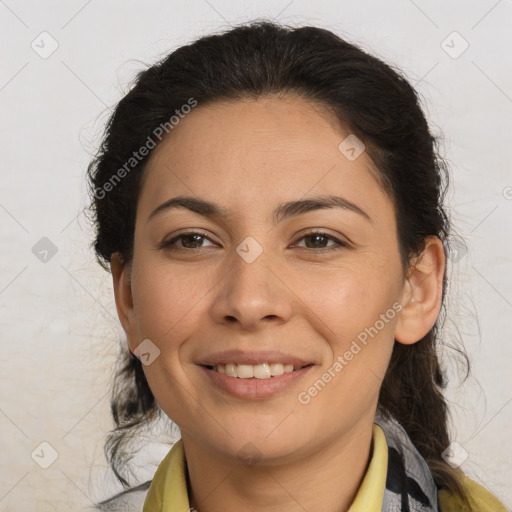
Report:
299,259,401,404
304,280,398,414
301,260,400,341
130,260,206,346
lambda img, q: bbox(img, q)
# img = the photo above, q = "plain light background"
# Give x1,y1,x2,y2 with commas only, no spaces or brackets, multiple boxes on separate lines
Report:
1,1,511,510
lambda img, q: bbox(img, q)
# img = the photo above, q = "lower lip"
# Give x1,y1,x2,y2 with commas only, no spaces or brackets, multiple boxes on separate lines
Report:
200,365,314,400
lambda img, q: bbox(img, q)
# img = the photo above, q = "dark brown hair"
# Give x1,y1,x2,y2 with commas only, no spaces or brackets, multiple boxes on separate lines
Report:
88,19,469,502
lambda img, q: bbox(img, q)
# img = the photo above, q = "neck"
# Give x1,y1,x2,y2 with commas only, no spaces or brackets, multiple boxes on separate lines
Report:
183,419,374,512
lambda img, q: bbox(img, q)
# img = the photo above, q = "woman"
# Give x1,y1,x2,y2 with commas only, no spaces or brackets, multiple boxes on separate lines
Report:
89,20,506,511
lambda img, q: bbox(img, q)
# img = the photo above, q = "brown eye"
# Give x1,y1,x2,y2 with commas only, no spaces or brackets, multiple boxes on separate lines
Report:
160,231,216,251
292,231,348,251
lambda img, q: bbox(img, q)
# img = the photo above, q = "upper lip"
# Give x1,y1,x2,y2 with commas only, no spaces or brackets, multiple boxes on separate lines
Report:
198,349,313,367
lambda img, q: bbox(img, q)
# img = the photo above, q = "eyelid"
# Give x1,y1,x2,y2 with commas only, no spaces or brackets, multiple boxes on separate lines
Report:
293,227,351,245
290,230,350,251
160,228,217,248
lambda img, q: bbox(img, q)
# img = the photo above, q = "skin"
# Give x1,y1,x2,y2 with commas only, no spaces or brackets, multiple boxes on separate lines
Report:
111,94,445,511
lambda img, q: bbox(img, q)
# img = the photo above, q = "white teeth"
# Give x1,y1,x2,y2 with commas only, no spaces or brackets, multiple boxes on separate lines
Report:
237,364,254,378
269,363,284,376
225,363,237,377
212,362,302,379
253,363,271,379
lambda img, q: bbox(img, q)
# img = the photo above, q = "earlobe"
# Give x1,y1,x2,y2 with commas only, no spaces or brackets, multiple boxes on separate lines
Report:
111,253,137,352
394,236,446,345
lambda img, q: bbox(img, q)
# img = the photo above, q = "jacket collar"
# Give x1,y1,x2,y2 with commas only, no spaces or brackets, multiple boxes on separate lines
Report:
142,411,438,512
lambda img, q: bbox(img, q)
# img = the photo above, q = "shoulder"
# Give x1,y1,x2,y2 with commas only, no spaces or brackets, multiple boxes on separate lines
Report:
438,474,507,512
93,480,152,512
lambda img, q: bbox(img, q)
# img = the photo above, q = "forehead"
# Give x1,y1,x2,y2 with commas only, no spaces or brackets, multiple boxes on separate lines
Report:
138,95,395,228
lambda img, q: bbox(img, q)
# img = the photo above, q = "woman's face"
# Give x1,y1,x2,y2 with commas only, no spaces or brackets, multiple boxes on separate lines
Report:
118,95,410,463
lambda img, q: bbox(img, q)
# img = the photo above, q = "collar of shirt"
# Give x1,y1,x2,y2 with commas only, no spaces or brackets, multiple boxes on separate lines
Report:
142,424,388,512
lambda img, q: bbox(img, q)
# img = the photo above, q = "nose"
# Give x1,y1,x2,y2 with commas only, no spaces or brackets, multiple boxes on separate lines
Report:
209,246,294,331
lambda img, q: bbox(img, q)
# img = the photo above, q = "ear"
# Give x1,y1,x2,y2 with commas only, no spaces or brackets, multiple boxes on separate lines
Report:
111,252,138,354
394,236,445,345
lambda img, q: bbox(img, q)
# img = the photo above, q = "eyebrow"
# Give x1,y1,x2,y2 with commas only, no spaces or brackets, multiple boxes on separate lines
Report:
148,194,372,224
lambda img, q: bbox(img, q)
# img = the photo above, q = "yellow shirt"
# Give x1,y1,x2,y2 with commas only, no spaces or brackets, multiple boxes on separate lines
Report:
143,424,507,511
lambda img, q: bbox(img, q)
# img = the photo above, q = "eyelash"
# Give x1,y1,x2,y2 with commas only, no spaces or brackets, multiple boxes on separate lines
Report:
160,230,349,253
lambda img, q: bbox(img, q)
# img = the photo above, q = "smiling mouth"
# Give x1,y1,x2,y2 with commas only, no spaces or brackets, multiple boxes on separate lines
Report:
204,363,312,379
